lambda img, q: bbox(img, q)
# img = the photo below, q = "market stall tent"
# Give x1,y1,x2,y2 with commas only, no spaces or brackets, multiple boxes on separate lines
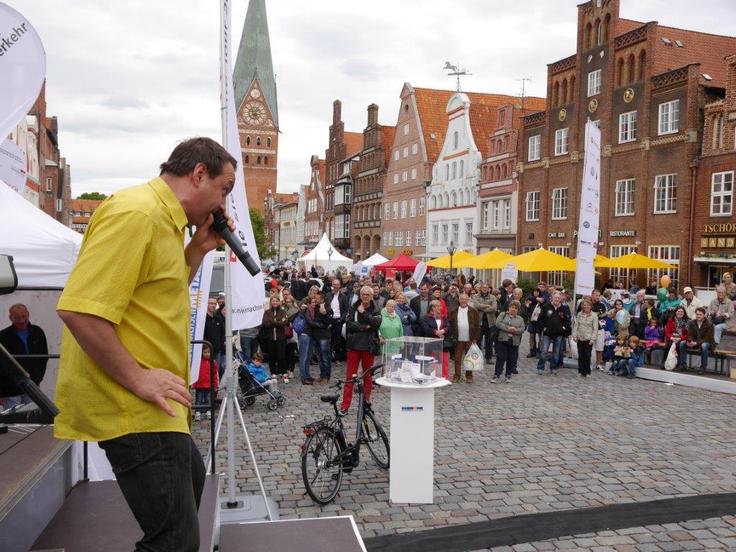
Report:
374,253,419,272
297,233,353,272
0,180,82,288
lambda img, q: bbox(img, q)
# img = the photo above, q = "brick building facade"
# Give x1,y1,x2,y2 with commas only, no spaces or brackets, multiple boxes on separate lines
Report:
518,0,736,289
69,198,102,233
381,83,450,259
302,156,326,249
477,98,545,254
352,104,395,261
323,100,363,253
692,53,736,287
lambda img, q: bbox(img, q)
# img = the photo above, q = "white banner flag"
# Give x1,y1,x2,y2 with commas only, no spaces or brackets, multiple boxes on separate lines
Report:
0,138,25,193
221,0,264,330
411,261,427,285
574,121,602,296
188,247,215,384
0,3,45,141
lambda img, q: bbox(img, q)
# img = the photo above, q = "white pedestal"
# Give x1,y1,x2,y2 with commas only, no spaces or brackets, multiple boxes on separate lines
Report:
376,377,450,504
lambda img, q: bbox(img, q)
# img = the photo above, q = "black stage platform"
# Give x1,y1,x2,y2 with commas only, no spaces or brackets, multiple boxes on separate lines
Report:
220,516,366,552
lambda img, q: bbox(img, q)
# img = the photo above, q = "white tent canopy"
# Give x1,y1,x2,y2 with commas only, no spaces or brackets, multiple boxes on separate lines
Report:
297,233,352,272
0,180,82,287
361,252,389,267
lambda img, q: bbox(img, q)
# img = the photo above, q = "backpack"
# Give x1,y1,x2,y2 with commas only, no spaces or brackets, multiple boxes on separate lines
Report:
293,313,306,335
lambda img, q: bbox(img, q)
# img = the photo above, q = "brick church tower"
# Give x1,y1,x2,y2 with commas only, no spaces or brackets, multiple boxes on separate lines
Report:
233,0,278,213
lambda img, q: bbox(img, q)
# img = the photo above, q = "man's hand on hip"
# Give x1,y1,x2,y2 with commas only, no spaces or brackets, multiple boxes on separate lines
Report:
132,369,191,417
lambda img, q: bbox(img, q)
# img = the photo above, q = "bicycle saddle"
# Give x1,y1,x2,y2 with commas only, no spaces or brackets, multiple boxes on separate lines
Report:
320,394,339,404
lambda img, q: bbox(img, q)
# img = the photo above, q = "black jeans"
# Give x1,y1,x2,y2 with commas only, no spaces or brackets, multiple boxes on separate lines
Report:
495,340,518,377
330,320,346,361
99,432,206,552
577,340,593,376
480,322,495,361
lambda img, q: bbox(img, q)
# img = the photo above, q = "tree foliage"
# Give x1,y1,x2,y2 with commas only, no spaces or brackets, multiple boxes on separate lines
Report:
76,192,107,200
249,208,275,260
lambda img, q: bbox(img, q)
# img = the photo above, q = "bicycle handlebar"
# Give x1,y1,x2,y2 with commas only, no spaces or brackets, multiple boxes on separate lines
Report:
329,363,384,388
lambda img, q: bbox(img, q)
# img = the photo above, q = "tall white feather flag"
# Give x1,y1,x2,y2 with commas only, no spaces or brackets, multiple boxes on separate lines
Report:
220,0,265,330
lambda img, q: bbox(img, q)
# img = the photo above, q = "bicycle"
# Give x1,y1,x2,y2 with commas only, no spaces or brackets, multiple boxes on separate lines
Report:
300,363,390,505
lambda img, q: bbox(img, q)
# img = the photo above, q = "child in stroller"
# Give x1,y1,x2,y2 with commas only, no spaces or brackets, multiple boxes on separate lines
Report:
237,351,286,411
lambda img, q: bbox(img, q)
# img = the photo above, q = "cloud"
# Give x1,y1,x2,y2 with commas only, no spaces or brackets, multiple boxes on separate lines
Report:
9,0,734,197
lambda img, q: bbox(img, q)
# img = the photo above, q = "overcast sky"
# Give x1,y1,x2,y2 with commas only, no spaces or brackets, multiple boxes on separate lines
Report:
11,0,736,197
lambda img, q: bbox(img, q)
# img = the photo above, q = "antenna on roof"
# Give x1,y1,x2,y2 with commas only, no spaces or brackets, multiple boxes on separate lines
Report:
443,61,472,92
517,77,532,114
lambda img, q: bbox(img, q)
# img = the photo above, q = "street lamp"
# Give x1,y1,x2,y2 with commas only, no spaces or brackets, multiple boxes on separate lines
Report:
447,240,456,275
327,246,333,274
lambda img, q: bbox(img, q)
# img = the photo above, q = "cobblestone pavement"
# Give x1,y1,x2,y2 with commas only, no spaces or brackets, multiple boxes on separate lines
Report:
192,339,736,548
479,515,736,551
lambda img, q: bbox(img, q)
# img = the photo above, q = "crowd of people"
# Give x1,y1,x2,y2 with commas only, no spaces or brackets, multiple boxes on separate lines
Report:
203,267,736,401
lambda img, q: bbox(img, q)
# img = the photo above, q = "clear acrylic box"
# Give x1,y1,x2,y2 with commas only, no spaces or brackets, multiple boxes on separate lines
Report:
383,336,443,384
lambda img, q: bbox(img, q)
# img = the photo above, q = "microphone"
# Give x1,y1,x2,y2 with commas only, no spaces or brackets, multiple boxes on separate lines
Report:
211,210,261,276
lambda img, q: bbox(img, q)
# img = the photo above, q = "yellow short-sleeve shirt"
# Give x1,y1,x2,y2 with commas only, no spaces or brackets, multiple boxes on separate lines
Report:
54,177,192,442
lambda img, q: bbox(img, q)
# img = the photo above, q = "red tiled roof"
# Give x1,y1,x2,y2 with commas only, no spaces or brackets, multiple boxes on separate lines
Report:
275,192,298,205
344,131,364,158
71,199,103,211
413,87,545,162
380,125,396,165
72,215,90,224
652,25,736,88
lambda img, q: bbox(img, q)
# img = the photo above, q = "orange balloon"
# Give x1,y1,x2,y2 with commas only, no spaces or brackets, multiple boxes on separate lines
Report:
660,274,671,289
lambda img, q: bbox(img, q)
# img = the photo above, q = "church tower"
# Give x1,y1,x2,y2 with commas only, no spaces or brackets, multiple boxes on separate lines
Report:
233,0,278,214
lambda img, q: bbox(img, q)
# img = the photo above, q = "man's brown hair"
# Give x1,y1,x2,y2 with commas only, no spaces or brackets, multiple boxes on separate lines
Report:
160,137,237,178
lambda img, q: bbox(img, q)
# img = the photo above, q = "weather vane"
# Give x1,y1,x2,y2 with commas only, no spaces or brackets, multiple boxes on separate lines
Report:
443,61,472,92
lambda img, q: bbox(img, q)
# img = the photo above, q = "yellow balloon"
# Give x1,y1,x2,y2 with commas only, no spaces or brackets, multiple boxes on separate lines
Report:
660,274,671,289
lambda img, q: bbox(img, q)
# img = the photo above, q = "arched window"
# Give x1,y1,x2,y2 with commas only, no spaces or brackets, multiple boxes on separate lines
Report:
460,160,464,178
627,53,636,84
585,22,593,50
553,81,560,107
617,57,625,87
452,162,457,179
594,18,602,46
445,164,450,180
453,131,459,149
256,137,261,146
245,155,249,164
570,75,576,97
267,137,272,147
264,156,269,165
496,166,501,180
603,14,611,43
712,115,720,150
246,136,251,146
444,192,449,207
561,78,568,105
638,50,646,81
431,195,437,209
257,156,261,164
451,191,457,207
501,164,508,179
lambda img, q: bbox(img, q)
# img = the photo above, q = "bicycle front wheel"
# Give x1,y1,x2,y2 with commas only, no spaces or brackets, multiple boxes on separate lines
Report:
301,427,343,505
363,410,390,469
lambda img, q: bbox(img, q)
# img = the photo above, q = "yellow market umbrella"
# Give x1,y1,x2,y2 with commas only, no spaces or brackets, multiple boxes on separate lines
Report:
427,250,475,269
593,254,611,267
466,249,514,270
511,248,577,272
603,252,674,270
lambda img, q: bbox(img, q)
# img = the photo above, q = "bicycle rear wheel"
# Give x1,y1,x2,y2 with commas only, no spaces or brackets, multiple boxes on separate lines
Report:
363,410,390,469
301,427,343,504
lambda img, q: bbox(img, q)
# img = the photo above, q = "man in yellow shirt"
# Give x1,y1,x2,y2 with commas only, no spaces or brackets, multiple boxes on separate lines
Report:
55,137,237,552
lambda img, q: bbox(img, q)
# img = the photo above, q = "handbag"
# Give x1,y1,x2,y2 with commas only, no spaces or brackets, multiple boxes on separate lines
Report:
530,304,542,322
283,324,293,339
462,343,484,371
664,342,678,371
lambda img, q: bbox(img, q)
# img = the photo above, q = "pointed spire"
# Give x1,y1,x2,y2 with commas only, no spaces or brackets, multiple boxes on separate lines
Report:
233,0,278,127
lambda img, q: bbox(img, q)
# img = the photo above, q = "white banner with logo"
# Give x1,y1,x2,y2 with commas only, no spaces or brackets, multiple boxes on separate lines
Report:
0,3,45,141
0,138,25,192
188,246,214,384
221,0,264,330
411,261,427,285
574,121,602,296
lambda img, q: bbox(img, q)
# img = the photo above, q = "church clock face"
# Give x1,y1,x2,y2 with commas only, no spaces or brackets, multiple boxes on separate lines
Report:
243,101,267,125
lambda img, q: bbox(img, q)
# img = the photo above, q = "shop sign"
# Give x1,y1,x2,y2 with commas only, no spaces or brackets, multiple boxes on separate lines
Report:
609,230,636,237
704,223,736,234
701,237,736,249
548,232,566,238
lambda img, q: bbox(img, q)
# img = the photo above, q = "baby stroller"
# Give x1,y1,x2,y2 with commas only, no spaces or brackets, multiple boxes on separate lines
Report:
234,351,286,411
